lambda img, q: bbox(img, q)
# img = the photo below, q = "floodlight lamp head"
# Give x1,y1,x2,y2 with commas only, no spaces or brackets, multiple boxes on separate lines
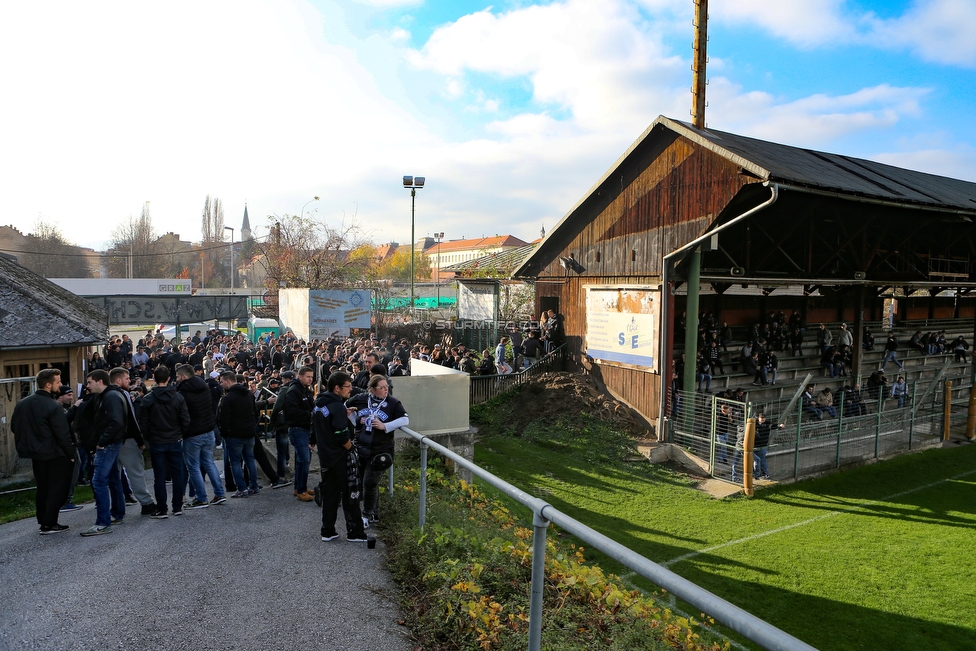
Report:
403,176,413,187
414,176,425,188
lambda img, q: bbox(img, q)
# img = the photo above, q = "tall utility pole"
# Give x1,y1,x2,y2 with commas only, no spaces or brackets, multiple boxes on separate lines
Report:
691,0,708,129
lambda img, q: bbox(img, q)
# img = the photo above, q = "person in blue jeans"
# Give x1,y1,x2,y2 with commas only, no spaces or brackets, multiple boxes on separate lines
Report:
282,367,316,502
217,371,260,498
175,365,226,507
81,370,128,536
881,333,904,372
139,367,190,517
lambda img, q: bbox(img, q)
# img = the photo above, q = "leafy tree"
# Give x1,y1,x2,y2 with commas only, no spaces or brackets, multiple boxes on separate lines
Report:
375,248,432,282
257,210,372,295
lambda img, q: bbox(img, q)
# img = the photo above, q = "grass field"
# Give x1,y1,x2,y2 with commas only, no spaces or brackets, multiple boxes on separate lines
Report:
472,406,976,651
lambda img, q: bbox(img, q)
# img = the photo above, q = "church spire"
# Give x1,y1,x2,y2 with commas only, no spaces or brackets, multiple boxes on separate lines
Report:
241,204,252,241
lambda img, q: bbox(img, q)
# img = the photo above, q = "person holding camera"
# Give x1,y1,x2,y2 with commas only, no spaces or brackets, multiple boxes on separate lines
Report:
345,375,408,523
311,372,366,542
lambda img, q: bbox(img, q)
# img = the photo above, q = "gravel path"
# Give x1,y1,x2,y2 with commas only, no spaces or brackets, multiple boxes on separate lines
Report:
0,471,413,651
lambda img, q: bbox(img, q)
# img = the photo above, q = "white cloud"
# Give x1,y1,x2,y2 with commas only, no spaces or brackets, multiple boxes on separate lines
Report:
712,0,857,48
390,27,411,43
868,0,976,67
713,0,976,67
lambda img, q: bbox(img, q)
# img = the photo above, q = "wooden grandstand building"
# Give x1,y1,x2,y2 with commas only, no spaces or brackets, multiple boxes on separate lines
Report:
515,115,976,437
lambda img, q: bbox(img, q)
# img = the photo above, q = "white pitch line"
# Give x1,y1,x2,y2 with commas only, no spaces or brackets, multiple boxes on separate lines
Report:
662,468,976,568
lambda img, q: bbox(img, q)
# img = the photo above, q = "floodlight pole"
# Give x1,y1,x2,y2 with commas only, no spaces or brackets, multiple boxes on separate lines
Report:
403,176,425,313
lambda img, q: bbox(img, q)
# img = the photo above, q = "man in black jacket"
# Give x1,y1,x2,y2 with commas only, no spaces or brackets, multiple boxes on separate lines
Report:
176,365,226,508
11,369,75,534
282,366,315,502
81,369,128,536
270,370,295,482
311,372,366,542
139,366,190,518
109,367,155,516
217,372,260,498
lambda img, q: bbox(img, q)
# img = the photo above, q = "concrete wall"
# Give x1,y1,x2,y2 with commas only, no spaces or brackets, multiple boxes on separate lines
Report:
278,288,310,340
390,359,469,435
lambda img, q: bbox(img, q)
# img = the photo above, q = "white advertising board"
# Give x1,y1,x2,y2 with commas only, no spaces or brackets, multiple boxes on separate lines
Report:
308,289,372,338
50,278,192,295
584,286,659,370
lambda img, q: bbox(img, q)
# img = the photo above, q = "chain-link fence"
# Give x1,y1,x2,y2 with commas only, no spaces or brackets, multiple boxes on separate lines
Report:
668,372,970,483
0,377,37,482
670,391,749,476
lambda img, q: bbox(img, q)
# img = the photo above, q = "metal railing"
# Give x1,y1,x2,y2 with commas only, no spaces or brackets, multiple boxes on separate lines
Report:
668,373,970,483
398,425,818,651
469,344,566,405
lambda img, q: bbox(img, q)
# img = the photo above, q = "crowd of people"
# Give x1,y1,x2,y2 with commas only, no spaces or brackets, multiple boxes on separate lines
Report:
11,327,425,539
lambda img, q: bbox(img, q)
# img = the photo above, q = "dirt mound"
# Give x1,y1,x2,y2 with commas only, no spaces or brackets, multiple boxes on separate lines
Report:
515,372,647,435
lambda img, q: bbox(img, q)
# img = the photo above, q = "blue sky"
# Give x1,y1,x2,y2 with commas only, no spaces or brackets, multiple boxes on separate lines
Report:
1,0,974,253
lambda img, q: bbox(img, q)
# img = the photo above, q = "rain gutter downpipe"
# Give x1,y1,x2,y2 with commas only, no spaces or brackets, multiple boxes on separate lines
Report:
658,183,779,439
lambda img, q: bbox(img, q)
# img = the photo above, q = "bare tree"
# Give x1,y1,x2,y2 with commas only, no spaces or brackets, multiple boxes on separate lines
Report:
19,220,92,278
257,210,372,296
107,202,165,278
200,195,227,287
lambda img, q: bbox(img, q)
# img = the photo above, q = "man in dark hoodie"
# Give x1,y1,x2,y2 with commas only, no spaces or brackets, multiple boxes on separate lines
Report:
311,372,366,542
176,365,226,508
139,366,190,518
282,366,315,502
80,369,129,536
217,371,260,498
11,368,75,534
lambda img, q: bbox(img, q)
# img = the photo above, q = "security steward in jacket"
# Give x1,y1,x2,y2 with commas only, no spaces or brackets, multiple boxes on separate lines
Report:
311,372,366,542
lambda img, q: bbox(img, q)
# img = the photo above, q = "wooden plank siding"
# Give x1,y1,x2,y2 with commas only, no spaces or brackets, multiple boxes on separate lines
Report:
536,275,662,426
530,136,757,429
535,137,751,279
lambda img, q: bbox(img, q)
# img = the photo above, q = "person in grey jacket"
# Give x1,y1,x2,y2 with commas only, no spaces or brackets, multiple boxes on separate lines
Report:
11,368,75,534
139,366,190,518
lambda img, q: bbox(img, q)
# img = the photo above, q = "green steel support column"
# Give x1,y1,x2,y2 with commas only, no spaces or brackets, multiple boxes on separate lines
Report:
682,248,702,431
875,390,883,458
909,381,918,449
836,392,844,468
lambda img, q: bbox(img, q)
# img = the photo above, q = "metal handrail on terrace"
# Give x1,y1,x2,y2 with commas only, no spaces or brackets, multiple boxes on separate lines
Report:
399,425,819,651
469,344,567,405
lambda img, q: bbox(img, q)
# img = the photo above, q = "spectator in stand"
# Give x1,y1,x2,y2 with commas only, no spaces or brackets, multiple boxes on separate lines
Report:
953,336,970,363
762,350,778,385
695,352,711,393
908,330,924,353
837,323,853,349
815,387,837,418
842,383,868,416
745,351,761,386
862,327,876,352
789,326,804,357
820,345,839,378
867,369,888,401
737,341,753,372
801,385,823,421
890,376,908,409
719,321,733,352
817,324,833,355
707,340,724,375
881,333,905,372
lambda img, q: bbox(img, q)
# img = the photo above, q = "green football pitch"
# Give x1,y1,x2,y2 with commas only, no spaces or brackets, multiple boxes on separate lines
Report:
475,429,976,651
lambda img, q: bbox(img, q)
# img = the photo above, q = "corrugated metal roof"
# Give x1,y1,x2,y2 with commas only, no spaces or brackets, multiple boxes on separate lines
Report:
0,256,109,348
515,115,976,278
446,242,538,275
666,117,976,211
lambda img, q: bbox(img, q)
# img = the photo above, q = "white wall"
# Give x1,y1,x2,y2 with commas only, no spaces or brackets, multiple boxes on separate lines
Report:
278,288,310,340
457,282,496,322
391,359,469,435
